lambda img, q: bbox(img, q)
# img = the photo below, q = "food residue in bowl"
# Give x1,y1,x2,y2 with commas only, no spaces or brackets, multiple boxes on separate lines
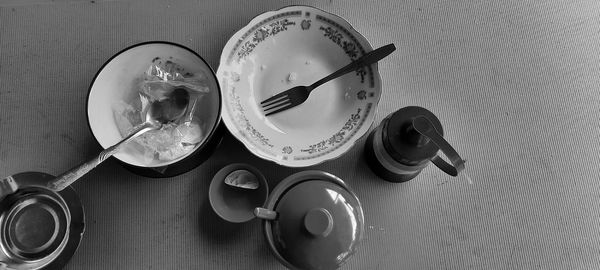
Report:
224,169,260,190
231,72,240,82
112,58,210,164
286,72,297,83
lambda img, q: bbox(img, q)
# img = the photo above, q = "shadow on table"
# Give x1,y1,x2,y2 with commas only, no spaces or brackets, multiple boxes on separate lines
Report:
197,196,250,243
193,132,272,243
205,130,299,185
197,197,283,268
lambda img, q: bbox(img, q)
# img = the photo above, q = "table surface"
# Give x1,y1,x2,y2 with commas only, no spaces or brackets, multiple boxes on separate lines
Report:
1,0,600,269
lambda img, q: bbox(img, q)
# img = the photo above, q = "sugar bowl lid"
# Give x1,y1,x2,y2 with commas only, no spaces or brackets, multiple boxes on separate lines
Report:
254,171,364,270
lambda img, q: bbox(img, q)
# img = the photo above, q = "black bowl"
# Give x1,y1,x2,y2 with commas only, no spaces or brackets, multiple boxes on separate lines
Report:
86,41,223,178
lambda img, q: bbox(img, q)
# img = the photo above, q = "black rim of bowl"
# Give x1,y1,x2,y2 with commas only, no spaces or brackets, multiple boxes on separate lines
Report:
85,41,224,178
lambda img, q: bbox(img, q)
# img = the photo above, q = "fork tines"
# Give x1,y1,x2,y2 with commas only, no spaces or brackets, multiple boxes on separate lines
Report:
261,94,288,107
260,90,293,116
262,97,293,116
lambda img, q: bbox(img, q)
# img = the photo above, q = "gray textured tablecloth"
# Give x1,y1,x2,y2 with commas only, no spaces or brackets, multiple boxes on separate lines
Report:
1,0,599,269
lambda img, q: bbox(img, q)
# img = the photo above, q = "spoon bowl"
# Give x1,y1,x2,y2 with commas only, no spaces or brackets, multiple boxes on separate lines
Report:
145,88,190,124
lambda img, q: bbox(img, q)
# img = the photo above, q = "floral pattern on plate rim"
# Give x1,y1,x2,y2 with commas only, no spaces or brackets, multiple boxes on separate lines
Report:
237,19,296,61
296,103,372,160
315,14,375,88
224,8,378,161
282,146,293,154
228,86,274,148
227,11,303,64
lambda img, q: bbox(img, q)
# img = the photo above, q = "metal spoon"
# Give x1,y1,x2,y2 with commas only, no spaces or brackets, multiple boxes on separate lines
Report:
47,88,190,191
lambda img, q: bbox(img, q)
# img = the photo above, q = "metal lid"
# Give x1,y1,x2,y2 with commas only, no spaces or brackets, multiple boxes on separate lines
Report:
259,171,364,270
382,106,444,165
0,172,85,270
2,189,69,261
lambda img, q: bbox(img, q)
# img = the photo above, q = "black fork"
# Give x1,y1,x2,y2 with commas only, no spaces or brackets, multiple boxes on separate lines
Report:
260,43,396,116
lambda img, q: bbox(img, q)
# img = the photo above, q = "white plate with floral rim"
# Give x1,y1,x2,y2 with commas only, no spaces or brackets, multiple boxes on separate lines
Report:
217,5,382,167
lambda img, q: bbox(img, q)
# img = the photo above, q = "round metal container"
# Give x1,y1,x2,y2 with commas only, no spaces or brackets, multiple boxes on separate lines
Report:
0,172,85,270
254,171,364,270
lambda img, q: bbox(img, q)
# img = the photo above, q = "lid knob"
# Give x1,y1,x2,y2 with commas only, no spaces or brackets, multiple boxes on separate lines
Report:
304,208,333,237
382,106,444,165
400,123,431,147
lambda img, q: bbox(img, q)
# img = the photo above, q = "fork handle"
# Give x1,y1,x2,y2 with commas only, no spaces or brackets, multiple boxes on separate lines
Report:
310,43,396,90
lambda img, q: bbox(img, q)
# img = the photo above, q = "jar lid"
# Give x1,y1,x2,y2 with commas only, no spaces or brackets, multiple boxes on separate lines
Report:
3,190,69,261
0,172,85,270
382,106,444,165
260,171,364,270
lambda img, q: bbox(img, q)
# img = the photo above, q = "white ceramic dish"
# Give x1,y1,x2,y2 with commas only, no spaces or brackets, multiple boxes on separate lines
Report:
217,5,382,167
87,42,221,168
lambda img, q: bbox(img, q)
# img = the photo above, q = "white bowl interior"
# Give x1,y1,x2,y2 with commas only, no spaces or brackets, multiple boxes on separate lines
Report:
236,31,361,142
88,43,220,168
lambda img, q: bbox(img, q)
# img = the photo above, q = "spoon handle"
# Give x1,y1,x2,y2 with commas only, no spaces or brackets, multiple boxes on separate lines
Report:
0,176,18,202
310,43,396,90
47,121,158,191
0,261,17,270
